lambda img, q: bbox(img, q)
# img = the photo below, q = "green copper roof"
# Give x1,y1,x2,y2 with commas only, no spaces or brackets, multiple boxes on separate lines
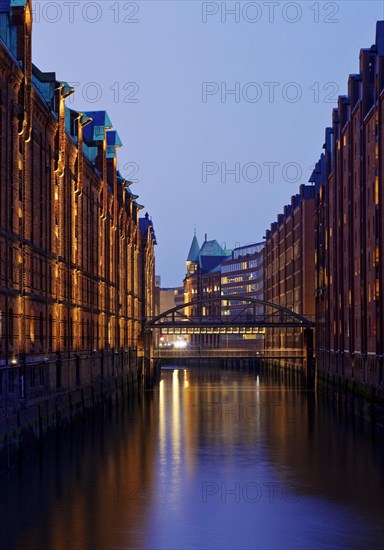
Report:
200,239,226,257
106,130,123,159
187,235,200,262
83,111,113,143
10,1,28,7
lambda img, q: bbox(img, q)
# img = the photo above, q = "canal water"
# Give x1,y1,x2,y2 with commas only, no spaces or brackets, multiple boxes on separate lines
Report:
1,365,383,550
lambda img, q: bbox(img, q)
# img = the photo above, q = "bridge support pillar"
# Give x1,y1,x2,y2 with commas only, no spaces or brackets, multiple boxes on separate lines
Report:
304,328,315,383
138,331,157,388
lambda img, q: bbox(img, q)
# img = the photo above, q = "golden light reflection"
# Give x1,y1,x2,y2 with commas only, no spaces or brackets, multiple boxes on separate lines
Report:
158,369,199,498
255,374,261,431
172,370,181,467
159,379,165,460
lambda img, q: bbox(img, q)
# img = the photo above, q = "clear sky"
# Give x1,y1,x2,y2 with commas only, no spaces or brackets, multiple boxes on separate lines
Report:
31,0,384,287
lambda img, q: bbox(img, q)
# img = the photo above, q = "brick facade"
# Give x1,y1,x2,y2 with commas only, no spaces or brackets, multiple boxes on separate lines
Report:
0,0,156,450
313,22,384,387
264,185,316,364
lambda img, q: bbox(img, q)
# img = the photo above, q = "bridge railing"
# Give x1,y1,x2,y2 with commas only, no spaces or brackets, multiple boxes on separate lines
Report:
154,348,306,360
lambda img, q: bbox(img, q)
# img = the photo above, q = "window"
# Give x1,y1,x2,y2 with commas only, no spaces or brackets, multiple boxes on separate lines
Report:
49,314,53,350
29,309,35,349
39,312,44,347
69,317,73,349
8,308,14,351
87,319,90,348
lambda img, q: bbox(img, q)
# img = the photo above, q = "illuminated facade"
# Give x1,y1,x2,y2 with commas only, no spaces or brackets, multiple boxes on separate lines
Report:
264,185,316,360
221,243,265,349
159,287,184,315
184,234,229,347
313,22,384,387
0,0,156,449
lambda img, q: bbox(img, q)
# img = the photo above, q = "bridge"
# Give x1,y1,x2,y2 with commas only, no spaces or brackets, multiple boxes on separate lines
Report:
145,296,315,333
144,297,315,374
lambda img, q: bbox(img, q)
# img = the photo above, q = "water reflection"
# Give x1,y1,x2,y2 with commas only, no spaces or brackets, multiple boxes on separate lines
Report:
0,366,383,550
0,393,158,550
148,367,384,550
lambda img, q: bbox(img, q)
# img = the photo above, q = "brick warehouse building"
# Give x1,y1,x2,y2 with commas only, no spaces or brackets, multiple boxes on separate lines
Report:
264,185,316,365
312,22,384,388
184,237,265,350
184,234,229,348
0,0,156,455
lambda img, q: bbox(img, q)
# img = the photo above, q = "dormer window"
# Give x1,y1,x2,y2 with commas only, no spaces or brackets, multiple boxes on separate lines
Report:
94,125,104,138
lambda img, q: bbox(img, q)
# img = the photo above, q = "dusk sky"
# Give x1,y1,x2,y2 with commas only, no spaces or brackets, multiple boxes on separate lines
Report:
32,0,384,287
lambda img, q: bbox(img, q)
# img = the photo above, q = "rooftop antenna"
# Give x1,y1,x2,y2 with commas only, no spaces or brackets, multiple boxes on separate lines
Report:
194,225,196,237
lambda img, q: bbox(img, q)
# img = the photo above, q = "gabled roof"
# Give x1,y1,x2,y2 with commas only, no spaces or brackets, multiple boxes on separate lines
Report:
199,239,229,273
139,213,156,244
186,235,229,274
106,130,122,159
187,235,200,262
82,111,112,142
31,65,56,105
200,239,226,258
107,130,122,147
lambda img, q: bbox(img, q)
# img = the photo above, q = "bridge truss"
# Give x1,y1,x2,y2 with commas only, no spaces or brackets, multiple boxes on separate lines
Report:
145,296,314,335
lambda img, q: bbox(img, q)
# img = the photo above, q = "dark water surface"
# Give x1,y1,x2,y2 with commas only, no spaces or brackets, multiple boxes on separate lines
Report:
1,366,383,550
